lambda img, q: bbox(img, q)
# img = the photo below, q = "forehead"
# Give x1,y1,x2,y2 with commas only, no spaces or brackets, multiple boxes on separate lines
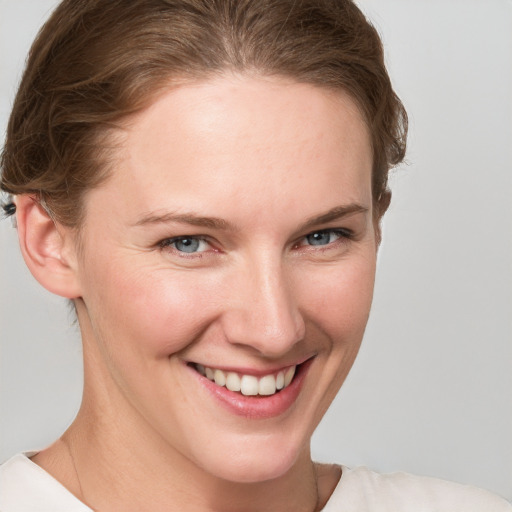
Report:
84,75,373,229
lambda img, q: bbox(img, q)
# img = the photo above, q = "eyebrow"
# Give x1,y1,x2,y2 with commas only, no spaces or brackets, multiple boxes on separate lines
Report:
134,211,232,230
133,203,368,231
300,204,369,230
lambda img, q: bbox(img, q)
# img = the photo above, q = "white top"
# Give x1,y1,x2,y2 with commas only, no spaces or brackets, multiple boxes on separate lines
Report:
1,453,510,511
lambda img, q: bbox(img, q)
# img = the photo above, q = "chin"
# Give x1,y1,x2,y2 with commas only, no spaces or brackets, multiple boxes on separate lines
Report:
193,431,308,484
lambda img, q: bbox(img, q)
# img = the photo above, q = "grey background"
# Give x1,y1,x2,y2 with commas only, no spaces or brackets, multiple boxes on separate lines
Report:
1,0,511,501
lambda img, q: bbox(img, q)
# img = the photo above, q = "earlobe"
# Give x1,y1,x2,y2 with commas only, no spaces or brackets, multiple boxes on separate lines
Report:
15,195,82,299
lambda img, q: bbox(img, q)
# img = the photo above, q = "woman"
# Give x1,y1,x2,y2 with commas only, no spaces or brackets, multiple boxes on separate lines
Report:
0,1,510,510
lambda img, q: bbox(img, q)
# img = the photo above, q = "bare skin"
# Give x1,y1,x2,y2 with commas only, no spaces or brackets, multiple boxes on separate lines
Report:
33,441,341,511
22,74,376,511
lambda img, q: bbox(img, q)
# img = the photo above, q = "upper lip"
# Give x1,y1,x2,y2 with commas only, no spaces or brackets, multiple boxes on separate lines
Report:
186,354,315,377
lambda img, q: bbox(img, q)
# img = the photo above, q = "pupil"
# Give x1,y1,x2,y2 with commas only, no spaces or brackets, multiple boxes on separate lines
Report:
307,232,330,246
176,238,199,253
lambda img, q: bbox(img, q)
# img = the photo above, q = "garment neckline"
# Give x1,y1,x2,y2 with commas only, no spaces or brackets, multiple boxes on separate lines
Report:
1,452,93,511
4,452,350,511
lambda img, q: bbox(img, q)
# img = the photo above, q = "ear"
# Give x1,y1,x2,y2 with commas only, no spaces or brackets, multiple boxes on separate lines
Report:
15,195,82,299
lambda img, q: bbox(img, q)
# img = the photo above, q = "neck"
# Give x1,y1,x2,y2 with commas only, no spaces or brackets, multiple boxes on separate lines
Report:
60,403,320,512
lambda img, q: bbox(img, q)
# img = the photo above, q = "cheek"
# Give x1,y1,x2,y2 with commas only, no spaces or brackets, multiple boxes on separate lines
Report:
299,255,376,339
80,254,222,359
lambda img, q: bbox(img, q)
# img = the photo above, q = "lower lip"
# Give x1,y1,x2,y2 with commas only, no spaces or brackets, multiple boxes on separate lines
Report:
187,360,313,419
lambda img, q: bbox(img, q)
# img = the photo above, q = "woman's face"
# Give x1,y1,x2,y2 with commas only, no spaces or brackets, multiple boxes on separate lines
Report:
72,75,376,482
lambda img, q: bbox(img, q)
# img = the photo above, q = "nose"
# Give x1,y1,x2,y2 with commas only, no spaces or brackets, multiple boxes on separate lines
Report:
221,256,305,358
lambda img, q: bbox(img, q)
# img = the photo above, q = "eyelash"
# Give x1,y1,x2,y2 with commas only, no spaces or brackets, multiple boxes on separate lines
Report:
294,228,354,250
157,228,354,257
158,236,212,256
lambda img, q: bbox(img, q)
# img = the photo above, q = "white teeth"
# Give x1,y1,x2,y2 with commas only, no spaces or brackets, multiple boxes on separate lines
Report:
225,372,241,392
213,369,226,387
196,364,297,396
258,374,276,395
241,375,259,396
276,371,285,390
284,366,296,387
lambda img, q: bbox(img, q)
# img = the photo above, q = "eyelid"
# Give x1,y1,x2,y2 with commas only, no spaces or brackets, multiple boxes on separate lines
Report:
156,227,354,255
158,235,213,254
293,227,354,249
301,227,352,240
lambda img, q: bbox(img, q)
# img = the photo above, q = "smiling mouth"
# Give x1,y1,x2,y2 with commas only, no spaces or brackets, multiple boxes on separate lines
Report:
190,363,297,397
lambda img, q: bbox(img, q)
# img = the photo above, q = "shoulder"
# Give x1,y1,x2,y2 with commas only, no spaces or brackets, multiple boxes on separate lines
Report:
322,465,512,512
0,453,91,512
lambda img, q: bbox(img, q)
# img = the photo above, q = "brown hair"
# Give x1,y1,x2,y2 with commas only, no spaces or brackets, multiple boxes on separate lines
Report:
0,0,407,227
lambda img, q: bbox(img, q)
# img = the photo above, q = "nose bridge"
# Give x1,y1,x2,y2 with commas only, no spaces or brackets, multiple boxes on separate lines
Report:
225,250,305,356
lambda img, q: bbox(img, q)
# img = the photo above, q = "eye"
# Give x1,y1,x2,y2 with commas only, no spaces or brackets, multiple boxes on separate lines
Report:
299,229,352,247
159,236,210,254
